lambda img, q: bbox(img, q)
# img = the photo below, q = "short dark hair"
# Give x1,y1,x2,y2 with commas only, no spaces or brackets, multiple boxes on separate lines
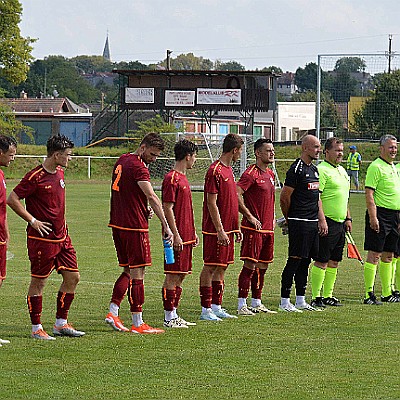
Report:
222,133,244,153
254,138,272,152
47,135,74,156
0,135,17,153
140,132,165,151
174,139,198,161
324,137,343,151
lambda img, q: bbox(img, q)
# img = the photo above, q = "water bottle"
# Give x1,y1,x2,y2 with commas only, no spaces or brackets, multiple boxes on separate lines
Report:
163,237,175,264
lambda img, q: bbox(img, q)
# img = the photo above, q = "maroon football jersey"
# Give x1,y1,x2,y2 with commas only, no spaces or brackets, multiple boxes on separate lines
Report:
13,165,67,241
237,164,275,231
109,153,151,231
202,160,239,234
162,170,196,243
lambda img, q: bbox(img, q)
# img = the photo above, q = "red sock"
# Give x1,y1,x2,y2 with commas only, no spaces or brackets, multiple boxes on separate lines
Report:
111,272,130,306
199,286,212,308
27,295,42,325
251,268,267,300
56,291,75,319
129,279,144,313
162,288,176,311
212,281,224,306
238,267,254,298
174,286,182,309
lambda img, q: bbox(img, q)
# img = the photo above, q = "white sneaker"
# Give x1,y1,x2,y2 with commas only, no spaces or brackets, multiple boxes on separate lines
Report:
249,304,278,314
200,310,222,321
295,302,321,311
0,338,10,344
278,303,303,313
237,305,255,316
213,308,238,319
176,316,197,326
163,318,188,328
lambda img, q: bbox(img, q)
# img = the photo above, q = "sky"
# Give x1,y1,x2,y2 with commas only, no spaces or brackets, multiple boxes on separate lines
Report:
19,0,400,72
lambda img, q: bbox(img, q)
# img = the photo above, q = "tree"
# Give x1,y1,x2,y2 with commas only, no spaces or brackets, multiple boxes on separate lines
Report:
261,66,283,74
352,70,400,137
334,57,366,73
130,115,178,136
295,63,319,92
0,0,35,85
154,53,213,70
214,60,245,71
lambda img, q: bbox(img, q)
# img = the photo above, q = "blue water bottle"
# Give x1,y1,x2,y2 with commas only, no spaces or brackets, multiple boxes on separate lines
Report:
163,237,175,264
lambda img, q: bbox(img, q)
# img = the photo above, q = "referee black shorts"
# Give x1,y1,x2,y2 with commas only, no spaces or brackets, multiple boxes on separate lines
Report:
314,217,345,263
288,219,319,259
364,207,400,253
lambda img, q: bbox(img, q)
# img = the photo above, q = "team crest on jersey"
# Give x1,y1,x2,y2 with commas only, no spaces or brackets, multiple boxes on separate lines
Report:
60,179,65,188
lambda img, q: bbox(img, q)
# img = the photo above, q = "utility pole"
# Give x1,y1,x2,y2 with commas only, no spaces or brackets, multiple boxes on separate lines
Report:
166,50,172,70
388,34,393,73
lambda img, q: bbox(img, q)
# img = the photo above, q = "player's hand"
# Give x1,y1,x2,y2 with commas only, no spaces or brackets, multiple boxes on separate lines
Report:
217,230,230,246
318,219,328,236
31,220,52,237
173,233,183,252
235,231,243,243
193,232,200,248
370,217,379,233
345,220,352,232
147,206,154,220
163,227,173,245
249,216,262,231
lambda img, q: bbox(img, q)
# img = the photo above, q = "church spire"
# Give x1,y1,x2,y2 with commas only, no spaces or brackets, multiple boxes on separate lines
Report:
103,32,111,60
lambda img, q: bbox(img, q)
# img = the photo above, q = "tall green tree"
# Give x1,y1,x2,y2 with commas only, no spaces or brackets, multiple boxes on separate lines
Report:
352,70,400,137
214,60,245,71
334,57,366,73
0,0,35,84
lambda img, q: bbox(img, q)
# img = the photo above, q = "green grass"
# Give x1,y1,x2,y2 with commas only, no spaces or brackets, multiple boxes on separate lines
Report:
0,182,399,400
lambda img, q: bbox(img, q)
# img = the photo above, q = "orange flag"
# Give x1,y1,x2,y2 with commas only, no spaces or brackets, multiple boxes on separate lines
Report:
345,232,364,265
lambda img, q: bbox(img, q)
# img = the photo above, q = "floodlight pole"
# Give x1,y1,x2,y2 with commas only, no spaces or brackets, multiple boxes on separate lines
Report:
167,50,172,70
316,55,321,139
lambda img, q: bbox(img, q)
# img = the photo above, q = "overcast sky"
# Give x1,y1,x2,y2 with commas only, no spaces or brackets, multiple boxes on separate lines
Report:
19,0,399,72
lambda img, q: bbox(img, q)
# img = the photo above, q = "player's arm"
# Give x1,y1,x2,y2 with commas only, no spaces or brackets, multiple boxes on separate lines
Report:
279,185,294,221
344,207,352,232
137,181,172,241
6,191,52,237
163,201,183,252
365,188,379,232
207,192,230,246
318,196,328,236
237,185,261,230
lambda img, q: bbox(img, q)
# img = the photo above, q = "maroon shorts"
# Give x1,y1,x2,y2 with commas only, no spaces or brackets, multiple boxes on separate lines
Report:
240,229,274,264
28,235,78,279
203,233,235,268
0,244,6,281
112,228,151,268
164,244,193,274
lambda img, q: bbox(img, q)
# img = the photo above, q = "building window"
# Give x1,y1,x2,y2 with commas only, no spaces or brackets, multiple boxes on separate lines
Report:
253,126,262,140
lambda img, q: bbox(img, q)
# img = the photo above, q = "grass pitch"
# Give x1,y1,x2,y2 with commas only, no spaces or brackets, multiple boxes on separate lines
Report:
0,182,399,400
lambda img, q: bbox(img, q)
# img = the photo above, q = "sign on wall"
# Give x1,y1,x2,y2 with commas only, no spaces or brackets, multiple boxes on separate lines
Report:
165,90,195,107
197,88,241,105
125,88,154,103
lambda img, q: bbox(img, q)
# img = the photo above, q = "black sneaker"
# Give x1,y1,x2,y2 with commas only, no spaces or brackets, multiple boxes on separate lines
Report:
392,290,400,298
363,292,383,305
381,294,400,303
322,296,343,306
311,297,326,308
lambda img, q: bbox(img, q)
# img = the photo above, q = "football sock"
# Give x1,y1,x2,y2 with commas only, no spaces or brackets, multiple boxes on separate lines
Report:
128,279,144,313
132,312,143,327
238,298,247,309
164,310,174,322
174,286,182,308
211,304,222,313
364,262,377,297
394,257,400,291
27,295,42,325
378,260,392,297
280,297,290,307
32,324,43,333
109,302,119,316
238,266,253,299
110,272,130,307
200,286,212,309
212,281,224,306
311,265,326,298
281,257,301,298
295,295,306,306
251,267,266,300
251,298,261,308
56,291,74,320
322,267,338,298
162,288,176,313
172,308,178,319
55,318,67,327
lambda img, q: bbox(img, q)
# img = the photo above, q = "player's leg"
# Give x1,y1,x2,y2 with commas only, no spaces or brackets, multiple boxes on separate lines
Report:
379,251,400,302
162,273,187,328
211,266,237,319
311,261,327,308
294,257,319,311
0,246,10,344
364,251,382,304
279,256,302,312
237,261,255,315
